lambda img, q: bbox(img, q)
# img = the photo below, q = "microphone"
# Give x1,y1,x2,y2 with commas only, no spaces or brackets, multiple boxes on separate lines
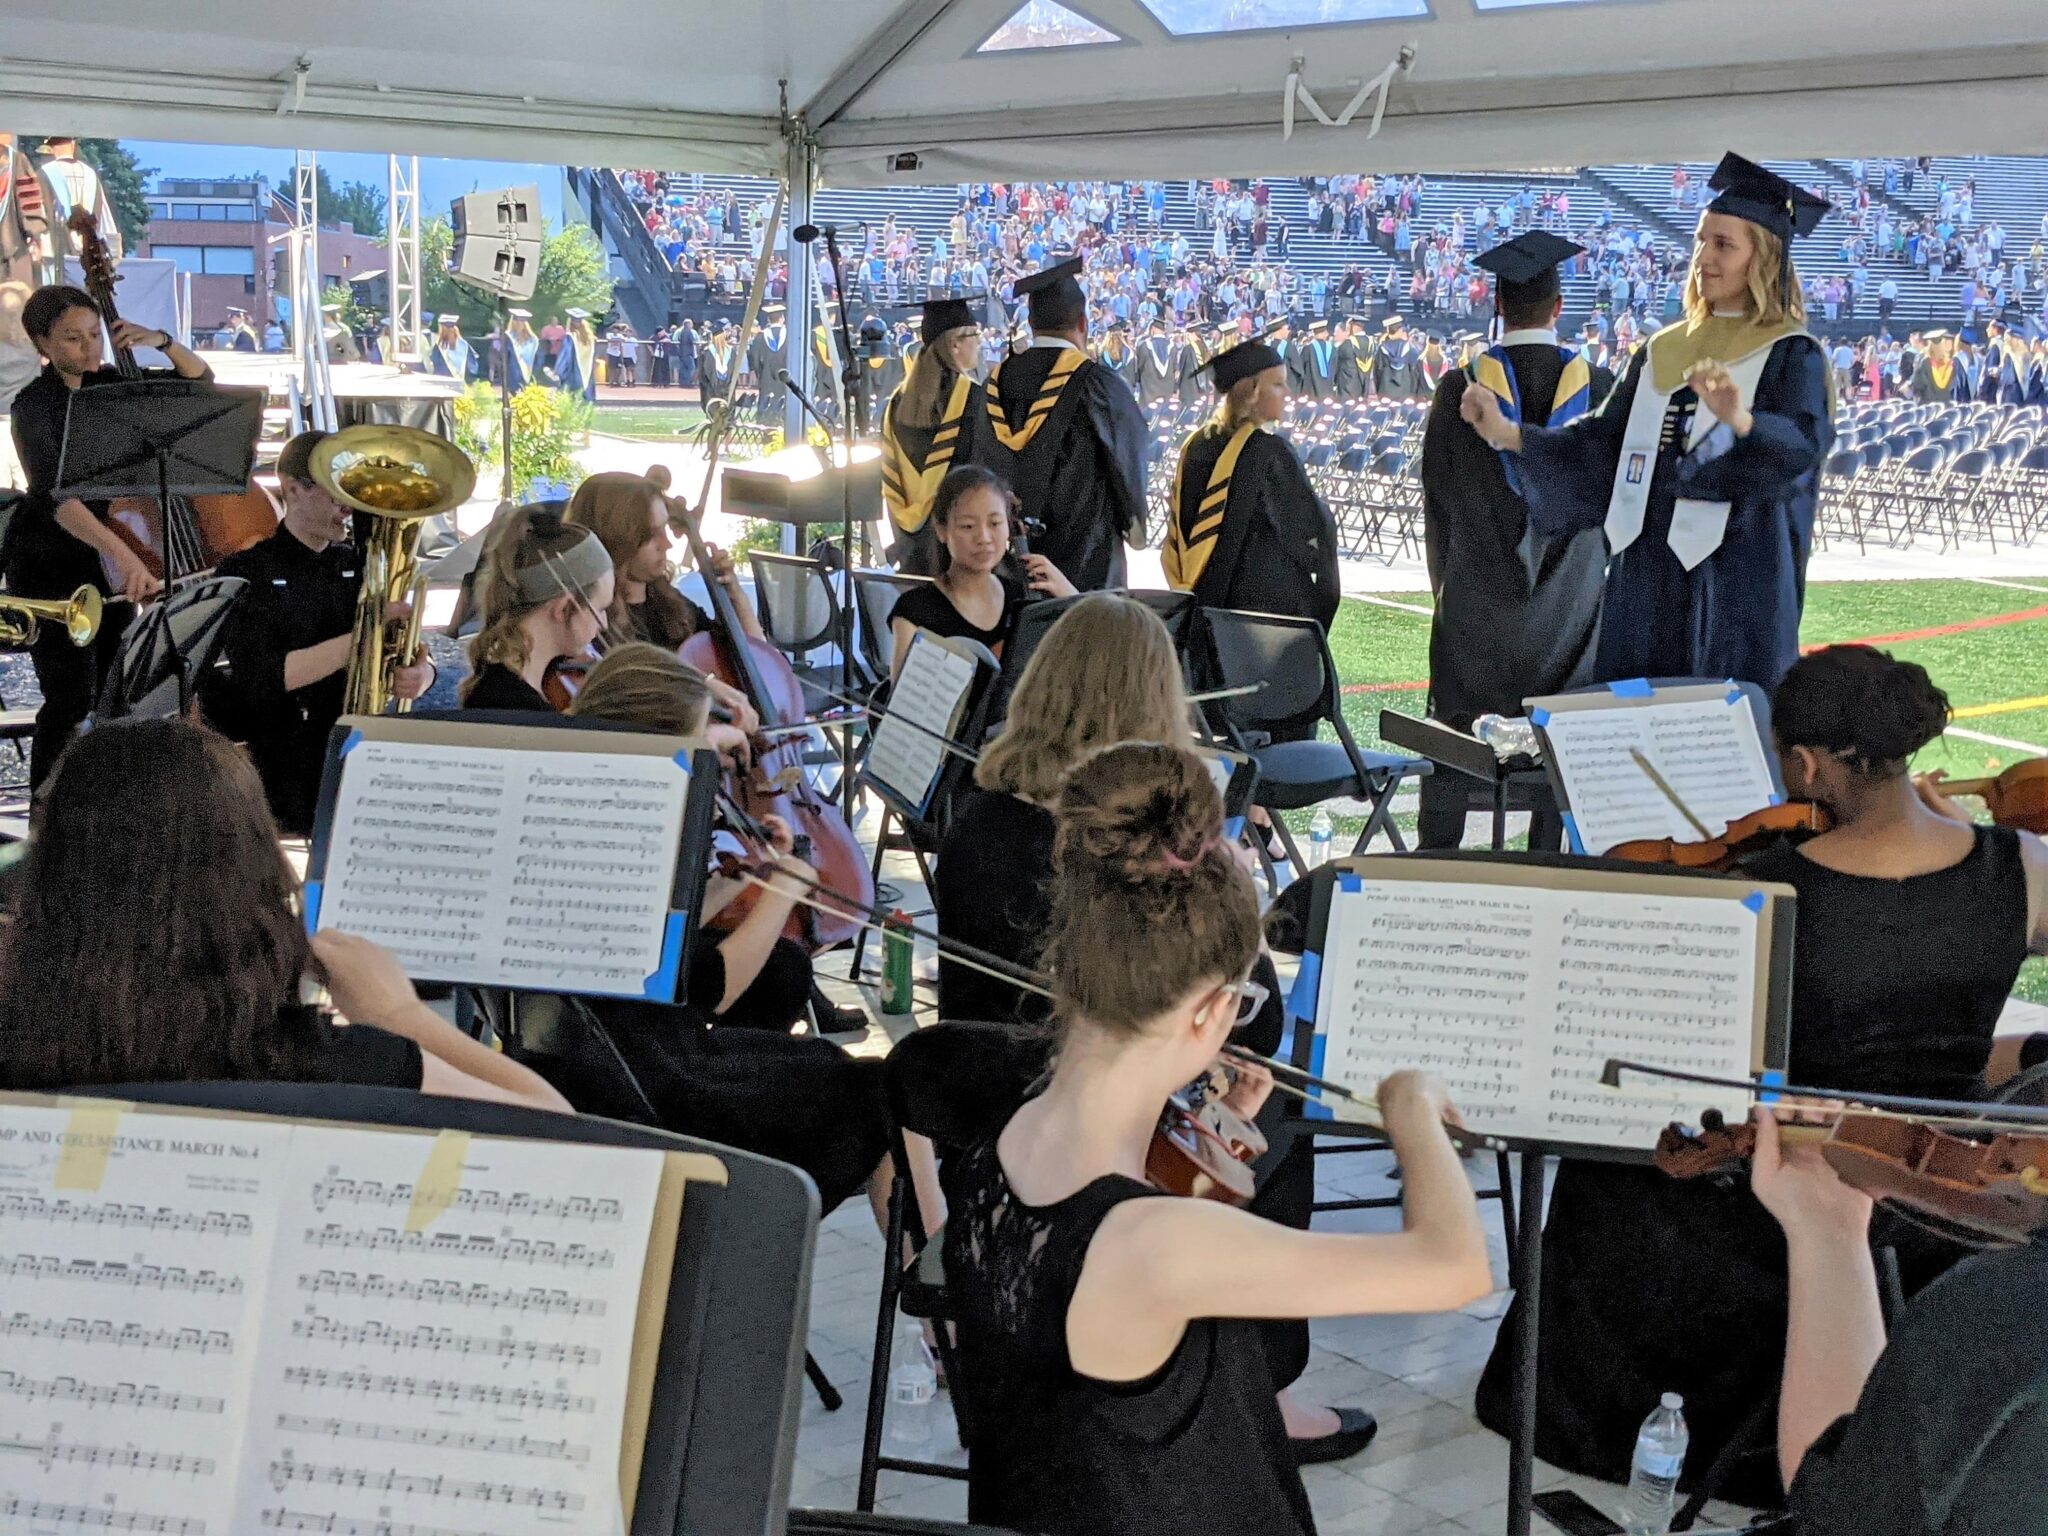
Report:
792,222,863,243
777,369,831,428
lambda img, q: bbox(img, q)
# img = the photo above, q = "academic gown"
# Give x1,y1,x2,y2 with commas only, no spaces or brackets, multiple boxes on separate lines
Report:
1280,341,1312,398
1910,356,1963,402
1176,337,1212,409
699,344,736,410
553,335,599,401
1135,337,1180,407
504,334,544,392
974,344,1149,592
1374,341,1423,400
881,374,989,576
1332,338,1367,400
751,328,790,420
1420,348,1616,730
1164,425,1340,629
1514,326,1833,693
428,340,477,381
1300,339,1337,400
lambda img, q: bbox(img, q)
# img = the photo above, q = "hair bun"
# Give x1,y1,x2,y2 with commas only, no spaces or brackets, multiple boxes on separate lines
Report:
1055,742,1223,885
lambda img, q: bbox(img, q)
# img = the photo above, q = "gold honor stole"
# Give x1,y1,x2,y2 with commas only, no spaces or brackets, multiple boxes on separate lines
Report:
1163,422,1258,590
985,348,1088,453
881,375,973,535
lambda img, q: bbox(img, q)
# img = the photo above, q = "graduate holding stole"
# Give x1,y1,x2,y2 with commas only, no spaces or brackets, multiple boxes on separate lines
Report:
1461,153,1835,692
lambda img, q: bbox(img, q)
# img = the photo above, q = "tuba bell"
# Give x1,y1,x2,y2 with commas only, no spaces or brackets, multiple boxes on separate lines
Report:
309,425,477,715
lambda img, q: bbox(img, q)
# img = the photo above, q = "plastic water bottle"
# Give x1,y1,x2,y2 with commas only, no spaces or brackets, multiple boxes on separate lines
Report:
1307,807,1334,868
885,1312,938,1454
1621,1393,1688,1536
1473,713,1541,760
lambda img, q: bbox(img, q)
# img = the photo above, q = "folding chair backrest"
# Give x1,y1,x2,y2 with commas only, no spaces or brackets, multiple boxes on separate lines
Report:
1200,606,1337,735
749,551,841,656
884,1020,1049,1153
851,568,932,684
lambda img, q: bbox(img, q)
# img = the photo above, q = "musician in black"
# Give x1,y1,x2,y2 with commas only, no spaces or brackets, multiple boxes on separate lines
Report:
7,284,204,787
975,257,1148,591
199,430,435,834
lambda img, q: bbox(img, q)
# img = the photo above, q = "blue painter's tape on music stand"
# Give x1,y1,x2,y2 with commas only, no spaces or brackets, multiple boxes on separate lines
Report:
1303,1031,1335,1122
1528,707,1550,728
1742,890,1766,914
1338,872,1363,894
1759,1068,1785,1105
1224,815,1245,842
302,880,323,936
338,727,364,757
643,911,687,1001
1608,678,1654,699
1725,687,1744,706
671,749,694,775
1288,952,1321,1023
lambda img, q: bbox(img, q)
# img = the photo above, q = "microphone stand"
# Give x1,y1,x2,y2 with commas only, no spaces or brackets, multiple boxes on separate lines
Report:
813,226,865,817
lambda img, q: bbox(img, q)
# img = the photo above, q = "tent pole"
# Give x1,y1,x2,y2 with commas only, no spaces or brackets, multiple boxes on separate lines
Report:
783,129,818,468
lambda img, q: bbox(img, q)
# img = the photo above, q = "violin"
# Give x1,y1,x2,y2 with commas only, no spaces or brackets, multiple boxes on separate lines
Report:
1936,760,2048,836
540,650,594,712
1656,1107,2048,1247
67,207,278,583
1146,1065,1267,1205
1604,801,1834,872
707,789,820,950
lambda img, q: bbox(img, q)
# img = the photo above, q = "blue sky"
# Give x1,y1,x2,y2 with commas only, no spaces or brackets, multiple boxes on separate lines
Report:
123,140,567,225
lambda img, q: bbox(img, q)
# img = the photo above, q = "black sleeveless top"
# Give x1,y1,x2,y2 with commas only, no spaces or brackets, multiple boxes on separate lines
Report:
942,1134,1314,1536
1745,824,2032,1099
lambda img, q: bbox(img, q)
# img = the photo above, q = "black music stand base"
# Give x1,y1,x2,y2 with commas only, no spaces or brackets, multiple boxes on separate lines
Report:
1507,1148,1548,1536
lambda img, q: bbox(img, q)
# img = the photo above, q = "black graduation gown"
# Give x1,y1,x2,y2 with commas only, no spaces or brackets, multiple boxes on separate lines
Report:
750,329,789,420
1135,337,1181,406
1374,342,1423,400
1299,339,1338,400
1332,338,1367,400
975,345,1148,592
1280,341,1311,398
1420,349,1616,730
1166,426,1339,628
1516,334,1833,693
698,343,735,410
1908,358,1965,403
1176,337,1212,409
881,375,989,576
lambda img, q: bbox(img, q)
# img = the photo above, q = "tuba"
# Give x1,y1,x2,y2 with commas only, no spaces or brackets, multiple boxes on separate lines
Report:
309,426,476,715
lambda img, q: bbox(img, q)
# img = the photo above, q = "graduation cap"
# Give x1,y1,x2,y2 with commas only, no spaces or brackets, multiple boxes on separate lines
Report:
1958,326,1983,347
435,313,460,327
1012,255,1084,299
1706,152,1830,305
1014,255,1086,329
508,307,533,321
1922,329,1952,343
1475,230,1585,313
918,295,981,344
1380,316,1406,332
1204,324,1289,392
564,307,590,320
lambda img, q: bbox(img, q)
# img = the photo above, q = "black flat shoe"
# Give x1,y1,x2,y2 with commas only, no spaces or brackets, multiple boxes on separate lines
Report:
1291,1407,1379,1466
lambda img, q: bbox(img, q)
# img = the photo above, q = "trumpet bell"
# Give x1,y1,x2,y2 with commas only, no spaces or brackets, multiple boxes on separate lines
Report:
65,586,102,647
308,425,477,521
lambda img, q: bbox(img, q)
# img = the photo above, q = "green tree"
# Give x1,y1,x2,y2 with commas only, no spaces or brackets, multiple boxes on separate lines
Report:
77,139,154,252
419,216,613,335
321,281,375,336
324,175,387,239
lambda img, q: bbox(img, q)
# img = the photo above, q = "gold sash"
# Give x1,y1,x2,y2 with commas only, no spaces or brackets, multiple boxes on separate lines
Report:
1163,422,1258,590
881,375,973,535
985,349,1087,453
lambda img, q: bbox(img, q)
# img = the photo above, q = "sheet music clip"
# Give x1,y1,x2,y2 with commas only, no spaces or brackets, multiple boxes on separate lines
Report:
95,574,248,721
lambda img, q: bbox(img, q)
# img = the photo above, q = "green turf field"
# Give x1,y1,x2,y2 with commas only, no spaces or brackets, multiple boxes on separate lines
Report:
591,406,708,439
1318,578,2048,1003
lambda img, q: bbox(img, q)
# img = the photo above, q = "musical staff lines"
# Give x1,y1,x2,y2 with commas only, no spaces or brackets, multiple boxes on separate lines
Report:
260,1510,507,1536
0,1253,244,1293
271,1415,592,1466
296,1270,606,1317
307,1176,622,1223
0,1495,204,1533
318,738,689,996
0,1434,218,1477
0,1370,226,1413
288,1312,599,1366
278,1366,595,1415
0,1312,233,1354
300,1224,614,1269
0,1192,252,1235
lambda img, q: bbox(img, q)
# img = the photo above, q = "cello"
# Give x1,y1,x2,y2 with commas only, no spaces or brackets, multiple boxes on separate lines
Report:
67,207,278,582
668,491,875,950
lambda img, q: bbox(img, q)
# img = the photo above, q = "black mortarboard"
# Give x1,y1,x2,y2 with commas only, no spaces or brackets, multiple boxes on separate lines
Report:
1706,153,1830,243
919,296,978,344
1474,231,1585,286
1011,256,1084,299
1204,338,1284,392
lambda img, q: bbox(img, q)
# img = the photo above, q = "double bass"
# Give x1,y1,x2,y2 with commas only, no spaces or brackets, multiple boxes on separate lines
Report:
668,492,875,950
66,207,277,582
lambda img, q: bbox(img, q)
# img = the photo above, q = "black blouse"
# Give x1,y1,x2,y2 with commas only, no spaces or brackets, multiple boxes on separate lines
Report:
935,790,1057,1026
461,661,555,713
888,576,1024,658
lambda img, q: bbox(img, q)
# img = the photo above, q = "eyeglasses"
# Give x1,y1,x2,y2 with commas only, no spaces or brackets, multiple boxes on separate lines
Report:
1218,978,1270,1027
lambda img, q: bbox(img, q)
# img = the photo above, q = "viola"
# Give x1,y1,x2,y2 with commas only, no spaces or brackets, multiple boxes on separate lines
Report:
668,491,873,951
67,207,277,583
1145,1065,1268,1205
1604,801,1835,872
1655,1107,2048,1247
1938,760,2048,836
706,790,820,951
540,650,594,712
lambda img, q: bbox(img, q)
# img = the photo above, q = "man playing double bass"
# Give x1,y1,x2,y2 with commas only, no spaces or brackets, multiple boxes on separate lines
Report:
7,283,204,785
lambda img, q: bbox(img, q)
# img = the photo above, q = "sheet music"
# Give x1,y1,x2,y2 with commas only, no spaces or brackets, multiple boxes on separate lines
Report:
1535,693,1775,856
864,635,976,811
238,1126,664,1536
0,1105,293,1534
1315,876,1759,1150
317,740,690,997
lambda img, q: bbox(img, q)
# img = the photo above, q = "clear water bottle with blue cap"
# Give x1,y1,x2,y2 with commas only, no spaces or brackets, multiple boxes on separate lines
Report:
1621,1392,1688,1535
1307,807,1333,868
885,1311,938,1453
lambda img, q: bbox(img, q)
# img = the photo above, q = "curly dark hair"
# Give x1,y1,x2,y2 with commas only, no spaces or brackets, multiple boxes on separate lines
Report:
1772,645,1951,776
0,719,321,1090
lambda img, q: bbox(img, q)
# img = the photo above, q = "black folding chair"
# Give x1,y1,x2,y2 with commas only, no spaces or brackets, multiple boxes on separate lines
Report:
985,589,1201,731
851,567,935,695
856,1021,1051,1511
749,549,848,714
1197,605,1430,880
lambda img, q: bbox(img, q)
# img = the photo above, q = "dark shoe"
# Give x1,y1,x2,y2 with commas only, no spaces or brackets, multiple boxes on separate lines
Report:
1291,1407,1379,1466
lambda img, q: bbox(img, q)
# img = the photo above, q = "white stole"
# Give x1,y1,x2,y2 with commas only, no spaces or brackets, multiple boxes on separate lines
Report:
1605,336,1801,572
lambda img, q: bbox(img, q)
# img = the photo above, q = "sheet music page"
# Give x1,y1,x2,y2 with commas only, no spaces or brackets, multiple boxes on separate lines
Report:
865,636,976,810
237,1126,666,1535
1538,695,1775,855
318,740,689,997
0,1103,292,1533
1315,876,1758,1150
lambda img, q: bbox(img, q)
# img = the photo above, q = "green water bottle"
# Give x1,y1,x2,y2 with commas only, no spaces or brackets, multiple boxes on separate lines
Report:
881,909,915,1016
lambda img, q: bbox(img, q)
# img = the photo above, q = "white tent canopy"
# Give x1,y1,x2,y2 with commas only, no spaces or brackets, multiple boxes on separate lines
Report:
3,0,2045,182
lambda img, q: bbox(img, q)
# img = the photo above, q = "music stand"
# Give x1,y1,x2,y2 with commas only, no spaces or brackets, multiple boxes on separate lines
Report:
96,574,247,720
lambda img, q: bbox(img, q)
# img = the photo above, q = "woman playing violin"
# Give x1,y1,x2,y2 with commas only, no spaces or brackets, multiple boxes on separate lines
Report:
564,470,762,736
942,742,1489,1536
885,465,1075,681
1476,643,2048,1504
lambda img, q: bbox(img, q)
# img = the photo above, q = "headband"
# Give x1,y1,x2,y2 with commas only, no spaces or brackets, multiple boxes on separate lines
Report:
512,525,612,604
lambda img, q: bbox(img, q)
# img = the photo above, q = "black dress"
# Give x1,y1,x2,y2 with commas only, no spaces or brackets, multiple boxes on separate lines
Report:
888,578,1024,666
942,1135,1315,1536
1,1006,422,1095
1475,826,2036,1504
461,660,555,712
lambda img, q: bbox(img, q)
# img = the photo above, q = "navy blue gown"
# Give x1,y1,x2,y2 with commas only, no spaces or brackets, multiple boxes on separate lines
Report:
1515,335,1832,692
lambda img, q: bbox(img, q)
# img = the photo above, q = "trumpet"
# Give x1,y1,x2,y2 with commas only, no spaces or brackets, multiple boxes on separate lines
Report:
0,585,103,648
308,425,476,715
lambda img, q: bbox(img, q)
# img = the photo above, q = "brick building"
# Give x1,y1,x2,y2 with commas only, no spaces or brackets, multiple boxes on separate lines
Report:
138,178,386,336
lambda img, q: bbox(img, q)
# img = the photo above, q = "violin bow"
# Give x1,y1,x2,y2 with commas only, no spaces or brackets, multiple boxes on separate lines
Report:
1602,1058,2048,1132
1628,748,1712,841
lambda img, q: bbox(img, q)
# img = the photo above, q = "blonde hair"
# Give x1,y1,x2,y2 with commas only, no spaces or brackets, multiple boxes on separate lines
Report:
1048,741,1260,1035
461,505,599,702
566,471,665,642
1204,375,1262,438
567,641,711,737
896,326,977,428
1683,219,1806,328
975,595,1190,803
